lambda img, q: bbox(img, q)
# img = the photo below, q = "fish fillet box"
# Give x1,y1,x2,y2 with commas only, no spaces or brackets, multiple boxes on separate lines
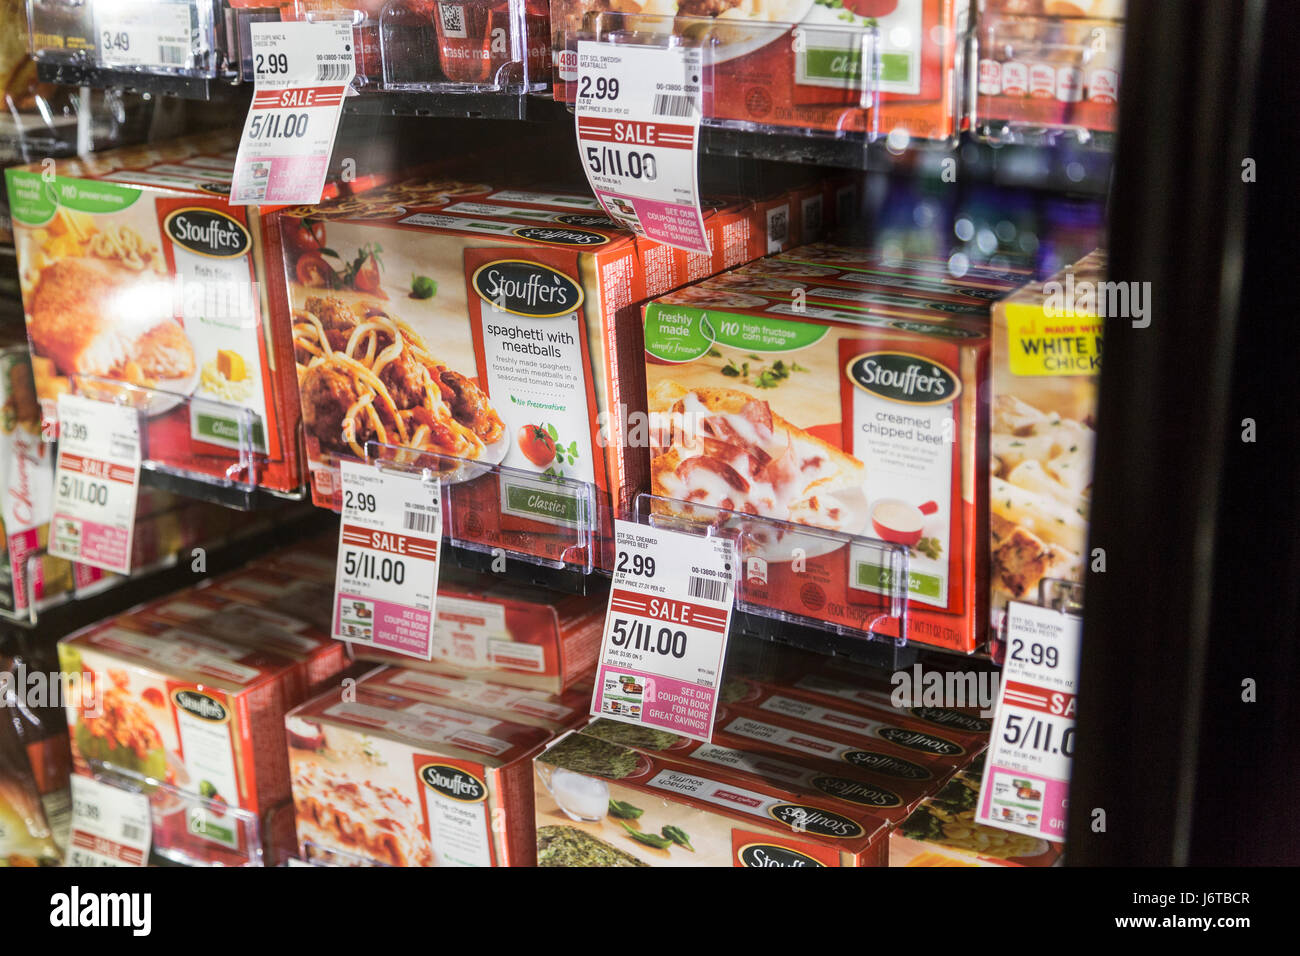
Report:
4,132,303,494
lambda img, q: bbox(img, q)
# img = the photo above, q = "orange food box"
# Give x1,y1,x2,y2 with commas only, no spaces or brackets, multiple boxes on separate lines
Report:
286,684,552,866
57,622,299,864
358,666,591,734
4,132,304,495
551,0,967,141
348,566,606,695
642,252,993,653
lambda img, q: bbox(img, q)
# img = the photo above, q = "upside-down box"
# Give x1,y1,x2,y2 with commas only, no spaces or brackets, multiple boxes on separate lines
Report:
534,728,892,866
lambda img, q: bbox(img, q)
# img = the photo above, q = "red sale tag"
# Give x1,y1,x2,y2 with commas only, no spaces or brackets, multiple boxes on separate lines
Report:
592,521,735,742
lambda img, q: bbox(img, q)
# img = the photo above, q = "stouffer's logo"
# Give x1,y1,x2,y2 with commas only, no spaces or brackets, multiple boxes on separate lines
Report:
877,726,965,757
811,775,902,808
510,225,608,246
171,689,228,722
768,804,863,839
738,844,825,867
847,351,961,405
555,214,619,229
419,763,487,803
471,260,583,318
164,207,251,258
842,750,932,780
910,706,992,733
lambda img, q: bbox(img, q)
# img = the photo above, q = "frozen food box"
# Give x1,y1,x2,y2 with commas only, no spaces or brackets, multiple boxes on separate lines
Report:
578,717,933,819
989,250,1100,630
889,771,1064,866
206,567,337,633
286,684,552,866
534,729,891,866
552,0,968,141
358,666,590,734
0,335,70,616
130,588,349,699
348,566,606,695
642,260,992,652
281,182,653,572
57,622,299,863
718,673,991,755
773,244,1034,300
4,132,304,494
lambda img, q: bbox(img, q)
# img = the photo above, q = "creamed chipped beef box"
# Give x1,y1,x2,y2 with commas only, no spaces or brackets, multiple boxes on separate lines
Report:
642,246,997,652
286,685,551,866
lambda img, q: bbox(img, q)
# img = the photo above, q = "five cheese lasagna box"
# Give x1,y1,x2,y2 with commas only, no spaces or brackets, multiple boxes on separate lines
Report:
287,684,552,867
4,132,304,495
641,245,1005,652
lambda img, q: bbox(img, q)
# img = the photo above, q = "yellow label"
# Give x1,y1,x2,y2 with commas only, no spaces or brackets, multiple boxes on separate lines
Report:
1005,303,1103,377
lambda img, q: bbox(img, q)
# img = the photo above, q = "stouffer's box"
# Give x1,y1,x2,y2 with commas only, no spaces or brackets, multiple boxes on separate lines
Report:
358,666,591,735
286,684,552,867
348,566,605,695
279,177,779,574
57,622,299,865
3,132,303,495
641,245,1015,653
534,728,892,866
552,0,969,141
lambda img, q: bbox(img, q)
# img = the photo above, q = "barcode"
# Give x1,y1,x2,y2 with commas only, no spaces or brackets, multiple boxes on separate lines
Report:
687,575,728,602
652,94,696,118
768,207,789,244
403,509,437,533
157,44,188,66
439,3,466,37
316,61,351,81
121,822,145,842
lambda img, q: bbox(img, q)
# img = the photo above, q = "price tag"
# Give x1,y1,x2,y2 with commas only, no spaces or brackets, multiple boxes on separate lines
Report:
67,775,152,867
591,521,735,742
231,21,355,206
49,394,141,575
575,41,710,255
93,0,195,71
332,460,442,660
977,601,1081,843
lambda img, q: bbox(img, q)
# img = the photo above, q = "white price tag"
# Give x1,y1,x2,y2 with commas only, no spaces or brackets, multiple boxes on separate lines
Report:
976,601,1082,843
49,394,141,575
68,776,152,867
591,521,735,742
231,21,355,206
332,460,442,660
94,0,195,71
575,41,710,254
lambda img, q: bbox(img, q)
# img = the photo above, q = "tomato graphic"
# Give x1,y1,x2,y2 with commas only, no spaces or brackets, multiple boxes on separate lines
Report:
141,687,165,707
353,253,382,293
296,254,335,287
517,424,557,466
287,219,327,255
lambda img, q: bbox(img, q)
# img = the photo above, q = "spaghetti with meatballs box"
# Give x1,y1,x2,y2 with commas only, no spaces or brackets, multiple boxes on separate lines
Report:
3,132,304,494
282,180,696,573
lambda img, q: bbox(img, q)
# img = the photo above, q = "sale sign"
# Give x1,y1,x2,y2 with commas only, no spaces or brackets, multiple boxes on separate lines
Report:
592,521,735,742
